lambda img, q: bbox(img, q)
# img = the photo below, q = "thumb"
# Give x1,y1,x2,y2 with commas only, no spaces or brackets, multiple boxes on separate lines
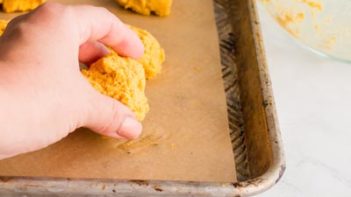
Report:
84,92,142,140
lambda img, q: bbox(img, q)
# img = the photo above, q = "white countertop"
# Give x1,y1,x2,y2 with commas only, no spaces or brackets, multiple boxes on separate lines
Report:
257,4,351,197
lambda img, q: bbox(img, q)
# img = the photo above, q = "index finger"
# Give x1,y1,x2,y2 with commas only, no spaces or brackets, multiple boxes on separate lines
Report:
71,5,144,58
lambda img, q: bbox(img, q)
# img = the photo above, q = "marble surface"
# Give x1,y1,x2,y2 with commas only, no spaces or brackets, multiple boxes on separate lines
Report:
256,3,351,197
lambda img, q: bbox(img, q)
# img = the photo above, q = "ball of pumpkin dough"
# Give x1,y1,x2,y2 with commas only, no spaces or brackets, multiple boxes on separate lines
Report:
82,52,149,121
130,25,165,80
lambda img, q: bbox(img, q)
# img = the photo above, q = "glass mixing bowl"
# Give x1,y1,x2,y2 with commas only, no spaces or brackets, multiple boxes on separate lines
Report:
260,0,351,62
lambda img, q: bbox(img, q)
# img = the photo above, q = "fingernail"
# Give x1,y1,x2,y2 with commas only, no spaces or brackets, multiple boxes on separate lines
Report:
99,44,110,55
117,117,142,139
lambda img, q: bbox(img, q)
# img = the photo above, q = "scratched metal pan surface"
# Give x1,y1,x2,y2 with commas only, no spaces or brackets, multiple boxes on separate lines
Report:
0,0,285,196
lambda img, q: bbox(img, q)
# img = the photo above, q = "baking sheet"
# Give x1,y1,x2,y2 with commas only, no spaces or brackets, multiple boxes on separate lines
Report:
0,0,236,182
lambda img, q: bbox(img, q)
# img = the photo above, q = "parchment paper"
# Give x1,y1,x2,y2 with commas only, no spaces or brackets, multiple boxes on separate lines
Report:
0,0,236,182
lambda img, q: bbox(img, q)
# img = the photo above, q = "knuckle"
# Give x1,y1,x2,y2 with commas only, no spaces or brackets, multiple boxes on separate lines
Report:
6,20,32,40
36,2,62,17
34,3,73,26
97,7,109,13
96,7,115,19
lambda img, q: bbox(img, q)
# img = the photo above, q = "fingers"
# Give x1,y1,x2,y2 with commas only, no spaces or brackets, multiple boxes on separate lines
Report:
71,5,144,59
79,41,110,64
84,91,142,140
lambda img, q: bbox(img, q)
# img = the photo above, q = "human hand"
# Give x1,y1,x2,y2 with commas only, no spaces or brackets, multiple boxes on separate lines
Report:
0,2,144,159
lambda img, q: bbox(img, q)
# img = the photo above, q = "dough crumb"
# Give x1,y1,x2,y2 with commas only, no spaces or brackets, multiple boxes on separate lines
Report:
0,20,7,35
116,0,173,17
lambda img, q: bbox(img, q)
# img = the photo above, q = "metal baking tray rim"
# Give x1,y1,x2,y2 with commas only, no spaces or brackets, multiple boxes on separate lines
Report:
0,0,285,196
